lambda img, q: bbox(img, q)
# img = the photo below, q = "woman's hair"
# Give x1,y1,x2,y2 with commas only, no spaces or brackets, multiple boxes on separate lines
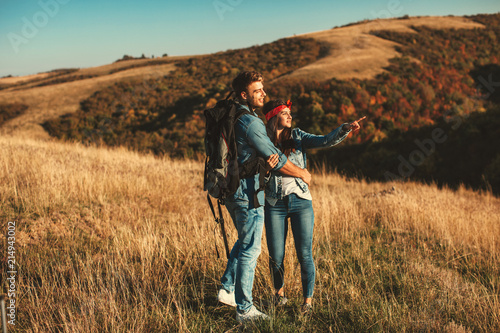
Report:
263,99,295,157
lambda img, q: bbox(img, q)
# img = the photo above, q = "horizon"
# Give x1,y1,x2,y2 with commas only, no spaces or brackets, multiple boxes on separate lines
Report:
1,0,499,78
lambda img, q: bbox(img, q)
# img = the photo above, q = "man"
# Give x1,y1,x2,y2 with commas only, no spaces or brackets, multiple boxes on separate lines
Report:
217,71,311,322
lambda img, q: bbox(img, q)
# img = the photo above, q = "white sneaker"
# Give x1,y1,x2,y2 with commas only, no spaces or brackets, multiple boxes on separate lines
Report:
236,306,270,323
217,288,236,307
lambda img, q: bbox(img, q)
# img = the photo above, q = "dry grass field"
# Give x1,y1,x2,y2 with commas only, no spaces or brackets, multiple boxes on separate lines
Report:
0,135,498,332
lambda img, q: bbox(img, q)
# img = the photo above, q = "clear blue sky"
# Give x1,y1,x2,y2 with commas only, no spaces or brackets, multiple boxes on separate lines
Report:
1,0,498,77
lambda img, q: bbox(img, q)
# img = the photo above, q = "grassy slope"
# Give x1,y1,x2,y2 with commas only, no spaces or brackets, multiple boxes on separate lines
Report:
277,15,484,82
0,60,179,140
1,135,498,332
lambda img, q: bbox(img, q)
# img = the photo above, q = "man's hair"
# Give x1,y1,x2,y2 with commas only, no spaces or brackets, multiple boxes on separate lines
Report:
231,71,263,97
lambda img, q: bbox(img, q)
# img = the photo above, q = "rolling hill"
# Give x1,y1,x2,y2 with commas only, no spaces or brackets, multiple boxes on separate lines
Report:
0,15,485,137
280,15,484,81
0,56,186,139
1,13,499,193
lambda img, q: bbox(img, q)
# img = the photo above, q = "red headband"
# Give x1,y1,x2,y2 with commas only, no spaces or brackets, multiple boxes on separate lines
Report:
265,100,292,121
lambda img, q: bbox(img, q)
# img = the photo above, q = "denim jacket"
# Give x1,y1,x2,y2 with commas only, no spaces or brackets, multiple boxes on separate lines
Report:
227,102,288,207
265,125,350,201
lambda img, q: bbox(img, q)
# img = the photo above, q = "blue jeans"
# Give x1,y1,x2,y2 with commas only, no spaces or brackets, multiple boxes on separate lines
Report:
265,193,315,298
220,198,264,313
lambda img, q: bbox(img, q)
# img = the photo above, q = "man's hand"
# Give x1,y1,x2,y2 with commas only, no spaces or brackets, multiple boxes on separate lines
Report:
279,160,312,186
301,168,312,186
343,116,366,133
266,154,279,171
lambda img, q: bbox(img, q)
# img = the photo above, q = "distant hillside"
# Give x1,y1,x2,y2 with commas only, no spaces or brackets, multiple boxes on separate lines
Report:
41,37,329,154
0,15,486,138
0,56,187,139
308,13,500,193
279,15,484,81
1,13,499,193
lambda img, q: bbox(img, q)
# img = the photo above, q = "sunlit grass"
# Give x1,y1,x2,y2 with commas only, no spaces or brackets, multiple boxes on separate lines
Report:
0,136,498,332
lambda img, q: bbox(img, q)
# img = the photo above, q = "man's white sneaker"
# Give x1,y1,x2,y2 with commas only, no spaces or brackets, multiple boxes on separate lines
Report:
236,306,270,323
217,288,236,307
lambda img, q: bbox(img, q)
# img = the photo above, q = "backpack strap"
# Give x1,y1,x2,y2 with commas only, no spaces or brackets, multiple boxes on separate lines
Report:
207,194,231,260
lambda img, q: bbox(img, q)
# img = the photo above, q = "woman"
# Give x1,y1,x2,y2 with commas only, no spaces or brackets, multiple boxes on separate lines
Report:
263,99,364,312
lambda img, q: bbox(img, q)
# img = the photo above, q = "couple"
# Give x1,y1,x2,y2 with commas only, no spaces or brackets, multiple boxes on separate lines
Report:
217,71,364,323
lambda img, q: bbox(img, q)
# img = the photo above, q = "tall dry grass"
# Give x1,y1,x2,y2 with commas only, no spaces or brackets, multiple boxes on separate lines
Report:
0,135,498,332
